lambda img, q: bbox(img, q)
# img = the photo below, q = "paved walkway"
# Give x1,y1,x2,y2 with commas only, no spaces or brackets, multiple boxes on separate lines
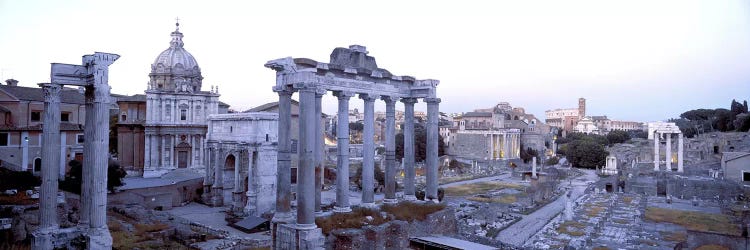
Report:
495,168,598,246
167,203,270,240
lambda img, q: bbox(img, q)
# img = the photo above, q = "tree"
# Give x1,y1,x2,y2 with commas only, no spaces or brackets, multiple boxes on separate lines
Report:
606,130,630,144
566,140,608,169
59,159,127,194
519,145,538,163
395,123,446,162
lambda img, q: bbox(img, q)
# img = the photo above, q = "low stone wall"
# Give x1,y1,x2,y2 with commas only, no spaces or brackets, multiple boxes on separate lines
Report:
324,208,457,250
687,230,748,250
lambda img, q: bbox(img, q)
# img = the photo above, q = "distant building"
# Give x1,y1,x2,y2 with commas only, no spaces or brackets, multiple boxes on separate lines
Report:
573,117,600,134
0,81,88,176
545,97,586,134
721,152,750,183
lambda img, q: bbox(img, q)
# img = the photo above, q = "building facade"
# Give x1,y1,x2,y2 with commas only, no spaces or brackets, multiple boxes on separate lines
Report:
142,24,221,177
0,81,87,177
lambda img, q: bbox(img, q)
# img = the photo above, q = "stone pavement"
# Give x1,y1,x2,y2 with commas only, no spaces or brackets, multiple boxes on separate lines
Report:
167,203,270,241
495,169,597,246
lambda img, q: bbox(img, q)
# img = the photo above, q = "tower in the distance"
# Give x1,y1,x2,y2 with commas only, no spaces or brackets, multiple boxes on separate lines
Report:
578,97,586,118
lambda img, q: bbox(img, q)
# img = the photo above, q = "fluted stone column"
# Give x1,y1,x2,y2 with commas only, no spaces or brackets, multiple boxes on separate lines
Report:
678,133,684,173
314,89,324,214
504,134,510,159
360,94,377,205
401,98,418,201
334,91,353,212
79,86,94,228
425,98,441,202
34,83,62,250
273,87,293,222
297,85,317,228
88,84,112,243
653,132,660,171
382,96,397,203
532,156,537,178
666,133,672,170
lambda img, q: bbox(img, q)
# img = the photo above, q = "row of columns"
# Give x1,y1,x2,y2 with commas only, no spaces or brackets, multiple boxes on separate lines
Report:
488,133,520,160
653,132,684,172
271,84,441,230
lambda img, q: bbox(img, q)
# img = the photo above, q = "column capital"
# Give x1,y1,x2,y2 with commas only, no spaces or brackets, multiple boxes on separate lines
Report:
381,95,397,104
315,88,327,97
400,97,418,104
424,97,441,104
359,93,379,102
334,91,354,100
39,83,62,103
272,86,295,95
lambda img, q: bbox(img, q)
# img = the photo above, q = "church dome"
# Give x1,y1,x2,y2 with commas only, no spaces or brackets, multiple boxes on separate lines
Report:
148,22,203,92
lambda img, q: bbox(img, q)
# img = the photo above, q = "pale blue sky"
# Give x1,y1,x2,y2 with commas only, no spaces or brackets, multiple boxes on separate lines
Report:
1,0,748,122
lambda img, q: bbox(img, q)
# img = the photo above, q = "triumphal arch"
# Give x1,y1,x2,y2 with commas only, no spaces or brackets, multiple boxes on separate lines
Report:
265,45,441,249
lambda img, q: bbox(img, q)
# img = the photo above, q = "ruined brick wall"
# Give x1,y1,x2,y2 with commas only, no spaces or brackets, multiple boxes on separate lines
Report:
687,230,747,250
451,133,490,160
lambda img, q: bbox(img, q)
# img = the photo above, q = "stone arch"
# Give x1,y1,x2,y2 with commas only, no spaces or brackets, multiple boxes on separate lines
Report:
33,158,42,172
224,154,236,170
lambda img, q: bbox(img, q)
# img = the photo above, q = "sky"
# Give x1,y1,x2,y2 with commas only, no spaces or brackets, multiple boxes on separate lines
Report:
1,0,749,122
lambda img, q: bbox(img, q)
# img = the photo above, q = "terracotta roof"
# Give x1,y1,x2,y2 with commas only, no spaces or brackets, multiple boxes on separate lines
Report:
0,85,85,104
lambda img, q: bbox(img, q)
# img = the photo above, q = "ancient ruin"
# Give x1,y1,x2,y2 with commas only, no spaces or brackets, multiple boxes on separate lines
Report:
265,45,440,249
32,52,119,249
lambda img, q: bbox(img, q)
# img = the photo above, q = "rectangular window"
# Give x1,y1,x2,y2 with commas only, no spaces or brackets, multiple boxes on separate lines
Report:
743,172,750,182
76,134,84,144
31,111,41,122
61,113,70,122
0,133,8,146
180,109,187,121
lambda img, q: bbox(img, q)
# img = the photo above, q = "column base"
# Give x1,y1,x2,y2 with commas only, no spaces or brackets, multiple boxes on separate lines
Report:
32,230,54,250
425,198,440,204
333,206,352,213
403,194,417,201
314,210,325,217
360,202,376,209
274,223,323,250
86,228,113,250
383,198,398,204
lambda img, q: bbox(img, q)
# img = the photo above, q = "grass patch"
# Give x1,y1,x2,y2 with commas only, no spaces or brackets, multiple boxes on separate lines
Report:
645,207,742,236
381,202,446,222
585,205,605,217
661,231,687,242
439,175,486,185
593,247,610,250
613,218,629,224
443,181,523,196
315,207,389,235
556,220,586,237
695,245,730,250
467,195,517,204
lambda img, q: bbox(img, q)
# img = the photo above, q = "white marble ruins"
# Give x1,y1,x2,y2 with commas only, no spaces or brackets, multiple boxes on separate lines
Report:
33,52,119,249
649,122,684,172
203,112,278,216
265,45,440,249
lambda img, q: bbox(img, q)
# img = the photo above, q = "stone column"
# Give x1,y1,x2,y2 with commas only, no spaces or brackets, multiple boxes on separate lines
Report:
212,146,223,206
532,156,537,178
678,133,684,173
297,85,317,228
273,87,293,222
34,83,61,250
246,150,257,214
360,94,377,205
79,86,94,228
666,133,672,171
87,83,113,245
314,89,324,214
425,98,441,202
504,134,510,159
401,98,418,201
144,134,151,169
382,96,397,203
334,91,353,212
653,132,660,171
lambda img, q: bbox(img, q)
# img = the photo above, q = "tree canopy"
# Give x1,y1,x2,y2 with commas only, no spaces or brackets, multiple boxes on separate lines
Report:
673,99,750,137
59,159,127,194
395,122,446,162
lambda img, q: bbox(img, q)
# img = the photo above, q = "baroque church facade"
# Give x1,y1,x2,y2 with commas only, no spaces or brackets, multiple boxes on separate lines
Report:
142,23,221,177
